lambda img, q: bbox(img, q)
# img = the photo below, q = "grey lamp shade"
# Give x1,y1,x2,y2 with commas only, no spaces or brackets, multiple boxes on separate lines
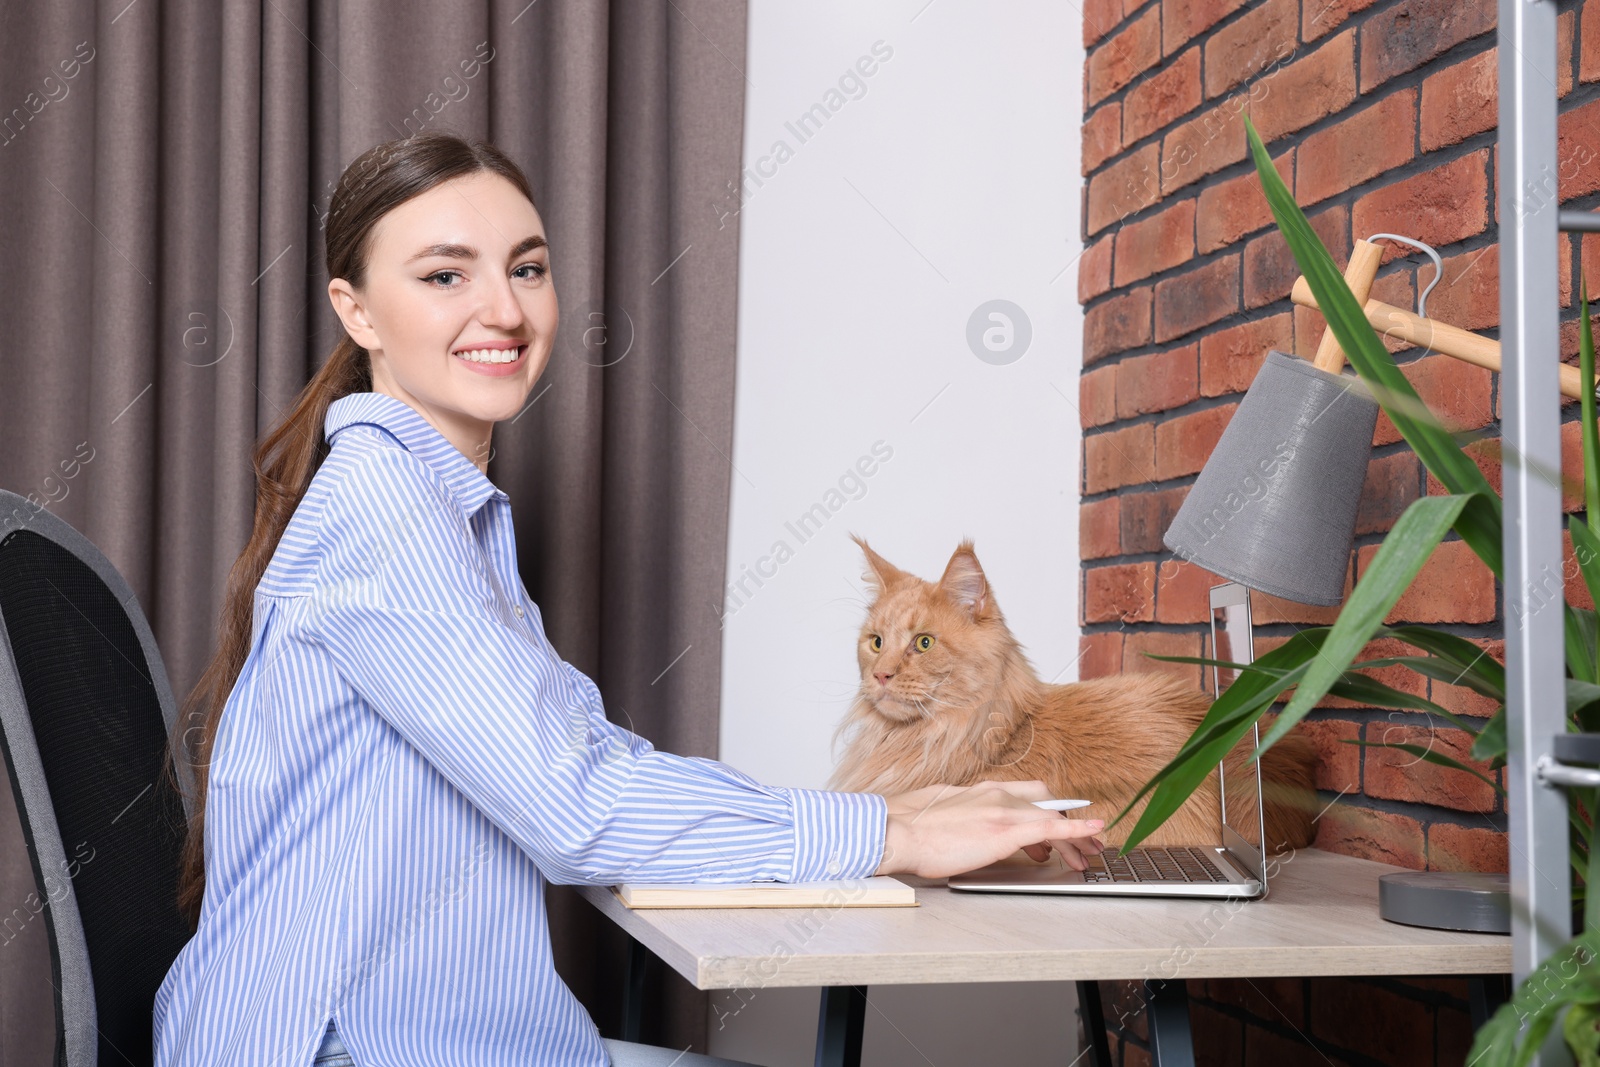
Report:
1162,350,1380,606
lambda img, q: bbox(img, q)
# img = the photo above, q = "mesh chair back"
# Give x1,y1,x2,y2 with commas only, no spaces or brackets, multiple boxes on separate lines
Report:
0,491,192,1066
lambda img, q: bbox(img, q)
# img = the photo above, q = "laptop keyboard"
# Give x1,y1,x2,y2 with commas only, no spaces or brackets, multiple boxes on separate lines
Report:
1083,846,1230,884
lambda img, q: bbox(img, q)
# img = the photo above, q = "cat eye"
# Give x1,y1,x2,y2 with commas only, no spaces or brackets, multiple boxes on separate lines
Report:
915,634,935,652
869,634,883,651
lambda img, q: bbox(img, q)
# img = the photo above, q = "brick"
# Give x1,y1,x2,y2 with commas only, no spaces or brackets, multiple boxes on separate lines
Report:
1197,151,1293,254
1088,8,1161,105
1426,241,1572,336
1121,486,1189,553
1083,103,1123,176
1438,1005,1477,1066
1297,90,1417,206
1557,98,1600,203
1084,0,1123,47
1244,1026,1327,1067
1360,0,1497,93
1429,823,1509,873
1155,255,1240,342
1163,0,1248,56
1085,423,1157,493
1564,419,1590,513
1585,0,1600,83
1189,1001,1243,1067
1322,636,1430,710
1080,365,1117,428
1204,0,1298,99
1123,630,1202,686
1243,204,1349,309
1314,803,1425,868
1569,529,1595,610
1080,235,1114,305
1081,497,1121,559
1207,977,1306,1024
1117,346,1199,418
1355,538,1497,624
1420,49,1497,151
1085,286,1153,363
1372,353,1496,447
1085,561,1157,622
1115,200,1197,287
1424,437,1503,500
1155,403,1236,479
1428,638,1504,720
1199,314,1293,396
1304,0,1380,42
1311,979,1435,1065
1351,152,1491,262
1248,31,1358,144
1250,586,1345,625
1295,718,1361,792
1078,631,1125,679
1355,451,1421,535
1363,725,1497,811
1161,102,1247,195
1088,144,1161,234
1124,47,1202,144
1154,558,1220,624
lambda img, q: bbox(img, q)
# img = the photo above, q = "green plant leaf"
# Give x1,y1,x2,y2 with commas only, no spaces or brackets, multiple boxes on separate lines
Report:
1255,494,1471,757
1245,116,1505,579
1471,707,1508,766
1468,930,1600,1067
1571,604,1600,686
1383,625,1506,699
1341,739,1503,795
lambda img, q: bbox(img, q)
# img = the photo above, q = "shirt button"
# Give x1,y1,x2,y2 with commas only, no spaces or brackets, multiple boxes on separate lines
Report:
826,856,842,875
514,605,525,618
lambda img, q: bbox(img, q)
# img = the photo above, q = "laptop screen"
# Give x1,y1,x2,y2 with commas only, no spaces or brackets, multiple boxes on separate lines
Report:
1209,582,1268,886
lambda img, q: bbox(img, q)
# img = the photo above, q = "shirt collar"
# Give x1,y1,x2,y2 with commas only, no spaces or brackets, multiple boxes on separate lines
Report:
324,391,508,516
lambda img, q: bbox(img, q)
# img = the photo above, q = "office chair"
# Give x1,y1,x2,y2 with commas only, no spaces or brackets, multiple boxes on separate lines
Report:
0,489,192,1066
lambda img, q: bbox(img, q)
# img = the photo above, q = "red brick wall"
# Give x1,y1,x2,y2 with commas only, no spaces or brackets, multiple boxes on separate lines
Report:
1077,0,1600,1062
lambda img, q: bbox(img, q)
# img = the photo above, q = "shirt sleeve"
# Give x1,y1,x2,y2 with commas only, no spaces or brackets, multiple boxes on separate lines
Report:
304,443,887,886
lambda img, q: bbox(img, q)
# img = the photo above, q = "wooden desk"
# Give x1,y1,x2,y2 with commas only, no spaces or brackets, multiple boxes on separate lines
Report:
578,849,1512,1066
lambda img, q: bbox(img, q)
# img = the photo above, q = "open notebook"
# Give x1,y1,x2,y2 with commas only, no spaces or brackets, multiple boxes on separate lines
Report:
614,875,915,909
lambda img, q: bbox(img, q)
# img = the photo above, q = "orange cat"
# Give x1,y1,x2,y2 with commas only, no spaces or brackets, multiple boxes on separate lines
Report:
827,538,1318,854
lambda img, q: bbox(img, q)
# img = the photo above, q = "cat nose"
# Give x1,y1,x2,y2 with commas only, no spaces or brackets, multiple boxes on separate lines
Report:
874,672,894,686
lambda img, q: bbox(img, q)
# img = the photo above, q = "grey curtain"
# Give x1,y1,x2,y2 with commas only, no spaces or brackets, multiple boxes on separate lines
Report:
0,0,748,1060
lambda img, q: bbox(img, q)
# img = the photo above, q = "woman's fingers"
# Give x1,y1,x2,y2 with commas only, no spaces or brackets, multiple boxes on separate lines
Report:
976,778,1053,803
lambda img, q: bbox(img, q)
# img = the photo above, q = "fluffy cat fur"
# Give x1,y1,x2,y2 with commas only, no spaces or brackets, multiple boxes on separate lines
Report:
827,538,1318,855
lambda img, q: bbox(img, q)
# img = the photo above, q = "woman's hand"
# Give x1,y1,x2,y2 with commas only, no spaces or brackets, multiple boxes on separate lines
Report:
871,779,1106,879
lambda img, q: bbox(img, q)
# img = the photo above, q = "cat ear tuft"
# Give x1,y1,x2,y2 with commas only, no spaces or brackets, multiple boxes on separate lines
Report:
852,534,909,593
939,540,989,618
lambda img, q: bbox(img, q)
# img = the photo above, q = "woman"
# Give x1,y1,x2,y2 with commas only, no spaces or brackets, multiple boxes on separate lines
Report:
151,132,1104,1067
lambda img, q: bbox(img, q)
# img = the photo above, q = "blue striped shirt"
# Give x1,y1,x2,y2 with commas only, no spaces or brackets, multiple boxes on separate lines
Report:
152,391,888,1065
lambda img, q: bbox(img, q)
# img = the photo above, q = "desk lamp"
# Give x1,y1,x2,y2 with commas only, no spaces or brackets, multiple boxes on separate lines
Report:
1160,239,1511,934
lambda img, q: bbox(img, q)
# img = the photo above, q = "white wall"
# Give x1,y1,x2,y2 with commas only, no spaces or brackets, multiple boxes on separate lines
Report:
713,1,1084,1063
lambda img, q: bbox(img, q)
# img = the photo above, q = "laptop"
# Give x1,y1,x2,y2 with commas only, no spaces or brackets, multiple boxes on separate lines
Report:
947,581,1270,900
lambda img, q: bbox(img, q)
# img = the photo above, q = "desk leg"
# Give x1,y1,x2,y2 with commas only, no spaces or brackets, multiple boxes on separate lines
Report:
622,935,652,1043
1075,981,1114,1067
1146,979,1196,1067
814,985,867,1067
1469,974,1510,1029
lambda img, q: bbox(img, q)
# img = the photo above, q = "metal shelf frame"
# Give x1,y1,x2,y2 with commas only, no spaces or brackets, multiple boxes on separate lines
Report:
1500,1,1577,1063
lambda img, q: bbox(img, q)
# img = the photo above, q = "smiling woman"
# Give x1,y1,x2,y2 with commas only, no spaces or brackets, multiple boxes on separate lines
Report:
149,131,1103,1067
325,170,558,469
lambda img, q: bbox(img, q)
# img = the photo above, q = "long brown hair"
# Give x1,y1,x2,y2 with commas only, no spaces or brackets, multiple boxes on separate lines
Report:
169,132,538,927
